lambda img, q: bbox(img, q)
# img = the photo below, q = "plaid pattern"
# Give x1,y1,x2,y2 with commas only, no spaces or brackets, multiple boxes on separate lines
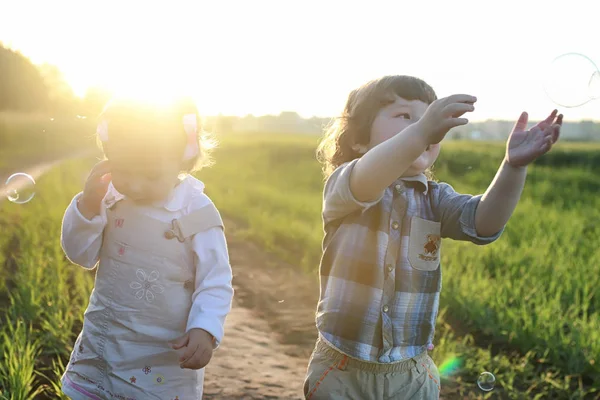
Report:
316,159,503,363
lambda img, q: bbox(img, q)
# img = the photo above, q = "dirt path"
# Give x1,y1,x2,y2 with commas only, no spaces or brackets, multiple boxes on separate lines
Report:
203,219,320,399
0,149,96,200
203,305,307,399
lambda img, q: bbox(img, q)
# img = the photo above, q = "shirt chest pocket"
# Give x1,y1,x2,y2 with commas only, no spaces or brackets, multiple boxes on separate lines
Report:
408,216,441,271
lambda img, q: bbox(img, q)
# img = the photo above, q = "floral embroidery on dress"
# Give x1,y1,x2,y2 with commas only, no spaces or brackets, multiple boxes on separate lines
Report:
143,366,152,375
130,269,164,303
130,376,136,384
153,373,166,385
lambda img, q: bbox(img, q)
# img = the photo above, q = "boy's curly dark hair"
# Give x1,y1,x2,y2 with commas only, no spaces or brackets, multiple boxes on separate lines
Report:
316,75,437,178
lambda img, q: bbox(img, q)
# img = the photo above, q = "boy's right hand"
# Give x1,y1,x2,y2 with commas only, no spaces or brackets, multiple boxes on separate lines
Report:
78,160,111,220
418,94,477,144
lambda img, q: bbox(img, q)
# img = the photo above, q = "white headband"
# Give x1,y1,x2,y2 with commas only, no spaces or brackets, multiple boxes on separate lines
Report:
96,114,199,161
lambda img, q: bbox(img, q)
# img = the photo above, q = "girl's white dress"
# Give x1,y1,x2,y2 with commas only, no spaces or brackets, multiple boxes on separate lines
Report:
59,176,233,400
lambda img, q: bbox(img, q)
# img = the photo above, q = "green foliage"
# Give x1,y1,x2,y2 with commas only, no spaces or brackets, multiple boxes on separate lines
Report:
0,132,599,398
0,45,48,112
198,134,600,397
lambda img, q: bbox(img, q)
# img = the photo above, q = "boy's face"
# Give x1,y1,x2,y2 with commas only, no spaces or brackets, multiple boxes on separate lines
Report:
368,95,441,176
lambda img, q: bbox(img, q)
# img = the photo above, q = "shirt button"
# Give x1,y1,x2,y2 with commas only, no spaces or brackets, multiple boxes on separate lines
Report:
392,221,399,230
387,264,394,272
383,305,389,313
395,184,404,193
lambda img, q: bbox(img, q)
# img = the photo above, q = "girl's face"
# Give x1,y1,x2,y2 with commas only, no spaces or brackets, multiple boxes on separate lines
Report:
109,150,182,204
368,95,441,176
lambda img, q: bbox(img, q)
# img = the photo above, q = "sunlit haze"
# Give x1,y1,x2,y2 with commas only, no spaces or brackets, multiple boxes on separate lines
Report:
1,0,598,121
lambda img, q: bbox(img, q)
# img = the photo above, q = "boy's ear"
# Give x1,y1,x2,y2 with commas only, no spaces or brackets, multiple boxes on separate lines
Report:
352,144,368,154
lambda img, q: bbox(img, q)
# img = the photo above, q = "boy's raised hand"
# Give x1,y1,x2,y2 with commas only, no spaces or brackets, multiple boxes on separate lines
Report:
419,94,477,144
505,110,562,168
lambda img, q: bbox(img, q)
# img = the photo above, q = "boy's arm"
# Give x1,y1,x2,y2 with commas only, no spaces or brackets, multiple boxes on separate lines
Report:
476,110,562,236
474,160,527,237
433,183,504,244
443,109,561,240
60,192,106,268
350,123,429,202
350,95,475,203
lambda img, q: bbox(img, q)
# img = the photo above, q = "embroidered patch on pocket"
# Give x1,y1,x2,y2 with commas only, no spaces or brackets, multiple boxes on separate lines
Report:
408,217,442,271
419,234,441,261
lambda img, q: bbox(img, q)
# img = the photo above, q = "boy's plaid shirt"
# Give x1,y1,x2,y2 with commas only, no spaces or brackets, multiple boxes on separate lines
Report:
316,159,503,362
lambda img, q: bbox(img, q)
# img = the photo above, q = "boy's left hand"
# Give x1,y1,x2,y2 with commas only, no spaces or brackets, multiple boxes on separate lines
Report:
170,328,214,370
505,109,562,167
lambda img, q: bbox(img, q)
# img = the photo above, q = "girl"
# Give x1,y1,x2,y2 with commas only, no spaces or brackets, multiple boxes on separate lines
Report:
304,75,562,399
60,97,234,399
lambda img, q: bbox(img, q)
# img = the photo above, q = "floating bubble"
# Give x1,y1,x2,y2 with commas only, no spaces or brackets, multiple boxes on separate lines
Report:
477,371,496,392
589,71,600,100
544,53,600,108
5,173,36,204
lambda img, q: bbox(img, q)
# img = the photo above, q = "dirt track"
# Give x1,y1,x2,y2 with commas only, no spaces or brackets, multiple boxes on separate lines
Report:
203,219,319,399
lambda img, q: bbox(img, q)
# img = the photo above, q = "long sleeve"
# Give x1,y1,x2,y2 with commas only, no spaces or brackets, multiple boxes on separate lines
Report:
431,182,504,245
186,226,234,347
60,192,107,268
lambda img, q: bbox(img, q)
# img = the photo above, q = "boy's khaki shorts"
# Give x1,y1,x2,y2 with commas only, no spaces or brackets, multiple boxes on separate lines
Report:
303,339,441,399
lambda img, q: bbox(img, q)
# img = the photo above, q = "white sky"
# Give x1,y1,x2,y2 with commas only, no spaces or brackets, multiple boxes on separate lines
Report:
1,0,598,121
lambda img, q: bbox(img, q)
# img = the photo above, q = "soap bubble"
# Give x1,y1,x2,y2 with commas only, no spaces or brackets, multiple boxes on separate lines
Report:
544,53,600,108
588,71,600,100
477,371,496,392
5,173,36,204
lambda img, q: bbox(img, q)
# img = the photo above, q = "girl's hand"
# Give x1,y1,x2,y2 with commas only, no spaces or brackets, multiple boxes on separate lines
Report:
78,160,111,220
418,94,477,144
170,328,214,370
505,110,562,168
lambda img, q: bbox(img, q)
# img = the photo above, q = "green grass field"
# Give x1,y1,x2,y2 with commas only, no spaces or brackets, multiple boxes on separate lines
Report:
199,134,600,398
0,128,599,398
0,112,95,176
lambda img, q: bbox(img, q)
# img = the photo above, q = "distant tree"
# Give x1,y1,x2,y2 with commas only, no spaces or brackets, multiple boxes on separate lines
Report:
0,44,49,111
38,63,78,113
81,86,113,117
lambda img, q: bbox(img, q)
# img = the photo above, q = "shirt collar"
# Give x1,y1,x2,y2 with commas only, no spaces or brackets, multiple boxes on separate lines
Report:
397,173,429,194
103,175,205,212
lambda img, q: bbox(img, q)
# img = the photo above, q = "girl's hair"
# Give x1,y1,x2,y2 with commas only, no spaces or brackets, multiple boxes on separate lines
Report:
316,75,437,178
96,96,216,173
